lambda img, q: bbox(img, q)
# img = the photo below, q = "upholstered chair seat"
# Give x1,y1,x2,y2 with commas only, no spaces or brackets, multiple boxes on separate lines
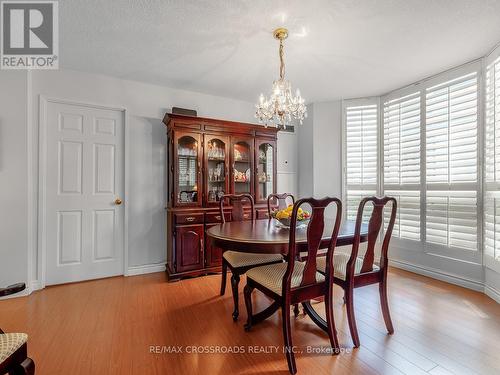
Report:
246,261,325,296
316,253,380,281
0,333,28,363
219,193,285,322
223,251,283,269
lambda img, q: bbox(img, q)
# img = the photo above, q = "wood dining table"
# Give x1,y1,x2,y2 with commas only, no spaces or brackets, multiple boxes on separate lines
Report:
207,218,369,332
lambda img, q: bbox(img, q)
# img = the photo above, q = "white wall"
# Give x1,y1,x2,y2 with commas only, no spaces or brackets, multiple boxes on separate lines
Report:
295,101,344,223
0,68,297,290
276,131,298,197
297,101,342,199
0,71,29,288
311,101,343,198
297,104,314,197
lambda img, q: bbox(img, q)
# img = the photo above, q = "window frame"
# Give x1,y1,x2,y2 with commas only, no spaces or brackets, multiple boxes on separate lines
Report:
382,90,422,243
343,61,483,265
484,45,500,273
341,97,381,220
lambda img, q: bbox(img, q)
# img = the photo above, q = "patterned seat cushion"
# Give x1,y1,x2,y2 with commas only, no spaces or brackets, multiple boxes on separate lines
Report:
246,261,325,296
223,250,283,268
0,333,28,363
316,253,380,281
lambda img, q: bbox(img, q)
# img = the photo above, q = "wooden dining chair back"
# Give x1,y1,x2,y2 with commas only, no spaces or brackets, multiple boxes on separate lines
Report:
325,196,397,348
244,197,342,374
219,193,254,223
0,283,35,375
267,193,295,216
284,198,342,293
351,196,397,275
218,193,283,321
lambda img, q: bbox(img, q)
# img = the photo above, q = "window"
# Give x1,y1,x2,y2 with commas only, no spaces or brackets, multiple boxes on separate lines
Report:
344,103,378,220
345,68,481,261
425,72,478,251
383,92,421,241
485,56,500,265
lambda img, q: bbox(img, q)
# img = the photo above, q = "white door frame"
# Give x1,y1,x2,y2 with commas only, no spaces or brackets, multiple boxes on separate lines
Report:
38,95,128,288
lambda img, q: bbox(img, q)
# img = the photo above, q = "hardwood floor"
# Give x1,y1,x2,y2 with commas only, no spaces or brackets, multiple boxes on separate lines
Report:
1,268,499,375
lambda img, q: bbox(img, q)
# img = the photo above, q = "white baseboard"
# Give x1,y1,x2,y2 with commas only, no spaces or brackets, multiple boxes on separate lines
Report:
389,259,484,292
485,284,500,304
30,280,43,292
126,263,166,276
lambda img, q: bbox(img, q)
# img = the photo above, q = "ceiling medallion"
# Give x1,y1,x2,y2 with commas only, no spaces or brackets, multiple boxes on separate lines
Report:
255,27,307,128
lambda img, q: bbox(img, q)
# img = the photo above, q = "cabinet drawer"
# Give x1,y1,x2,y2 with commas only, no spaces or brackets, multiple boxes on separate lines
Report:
205,212,230,223
174,213,204,225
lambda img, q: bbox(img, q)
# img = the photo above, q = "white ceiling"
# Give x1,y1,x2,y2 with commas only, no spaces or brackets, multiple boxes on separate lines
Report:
60,0,500,103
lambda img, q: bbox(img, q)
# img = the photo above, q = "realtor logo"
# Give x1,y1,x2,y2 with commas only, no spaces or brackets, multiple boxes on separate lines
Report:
1,0,58,69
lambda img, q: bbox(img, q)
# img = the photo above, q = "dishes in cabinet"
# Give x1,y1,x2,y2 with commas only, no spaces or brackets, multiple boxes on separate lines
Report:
234,168,249,182
208,141,225,160
178,147,196,157
234,149,242,161
258,171,267,183
259,150,266,162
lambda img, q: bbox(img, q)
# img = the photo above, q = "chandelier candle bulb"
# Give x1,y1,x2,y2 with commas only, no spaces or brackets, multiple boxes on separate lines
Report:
255,27,307,128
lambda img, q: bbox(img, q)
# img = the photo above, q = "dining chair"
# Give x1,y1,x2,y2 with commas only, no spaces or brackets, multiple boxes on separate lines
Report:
266,193,303,317
219,193,283,321
316,196,397,348
267,193,295,216
243,197,342,374
0,283,35,375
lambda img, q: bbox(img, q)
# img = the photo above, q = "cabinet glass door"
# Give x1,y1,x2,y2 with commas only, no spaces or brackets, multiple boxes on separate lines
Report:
176,133,200,205
256,141,275,202
205,136,228,204
232,140,253,195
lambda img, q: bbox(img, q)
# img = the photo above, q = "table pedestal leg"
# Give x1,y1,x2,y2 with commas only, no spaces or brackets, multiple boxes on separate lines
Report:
244,301,280,330
302,301,327,332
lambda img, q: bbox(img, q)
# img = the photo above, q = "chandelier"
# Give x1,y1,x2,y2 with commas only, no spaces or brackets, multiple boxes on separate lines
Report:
255,28,307,128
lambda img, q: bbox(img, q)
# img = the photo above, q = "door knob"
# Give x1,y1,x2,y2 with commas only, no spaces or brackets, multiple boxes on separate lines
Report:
115,198,123,205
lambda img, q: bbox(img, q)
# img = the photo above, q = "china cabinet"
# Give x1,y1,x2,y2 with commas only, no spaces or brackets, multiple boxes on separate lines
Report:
164,113,278,280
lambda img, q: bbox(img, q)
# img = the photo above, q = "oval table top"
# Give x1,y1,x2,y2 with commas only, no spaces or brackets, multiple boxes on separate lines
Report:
206,219,368,254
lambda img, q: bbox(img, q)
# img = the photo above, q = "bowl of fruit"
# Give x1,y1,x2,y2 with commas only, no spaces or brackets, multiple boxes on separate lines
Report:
271,205,311,228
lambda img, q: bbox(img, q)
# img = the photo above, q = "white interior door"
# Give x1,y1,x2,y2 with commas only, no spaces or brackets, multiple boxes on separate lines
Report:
43,100,124,285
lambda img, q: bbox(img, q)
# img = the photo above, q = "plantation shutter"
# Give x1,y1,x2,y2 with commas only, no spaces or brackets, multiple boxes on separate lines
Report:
425,72,478,251
485,56,500,264
383,92,421,241
345,104,378,220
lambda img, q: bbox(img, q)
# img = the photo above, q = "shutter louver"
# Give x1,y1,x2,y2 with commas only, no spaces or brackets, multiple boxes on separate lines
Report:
425,72,478,251
484,191,500,261
383,92,421,240
485,56,500,263
346,105,378,186
426,73,478,184
384,190,420,241
384,92,421,185
426,191,477,250
345,104,378,220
